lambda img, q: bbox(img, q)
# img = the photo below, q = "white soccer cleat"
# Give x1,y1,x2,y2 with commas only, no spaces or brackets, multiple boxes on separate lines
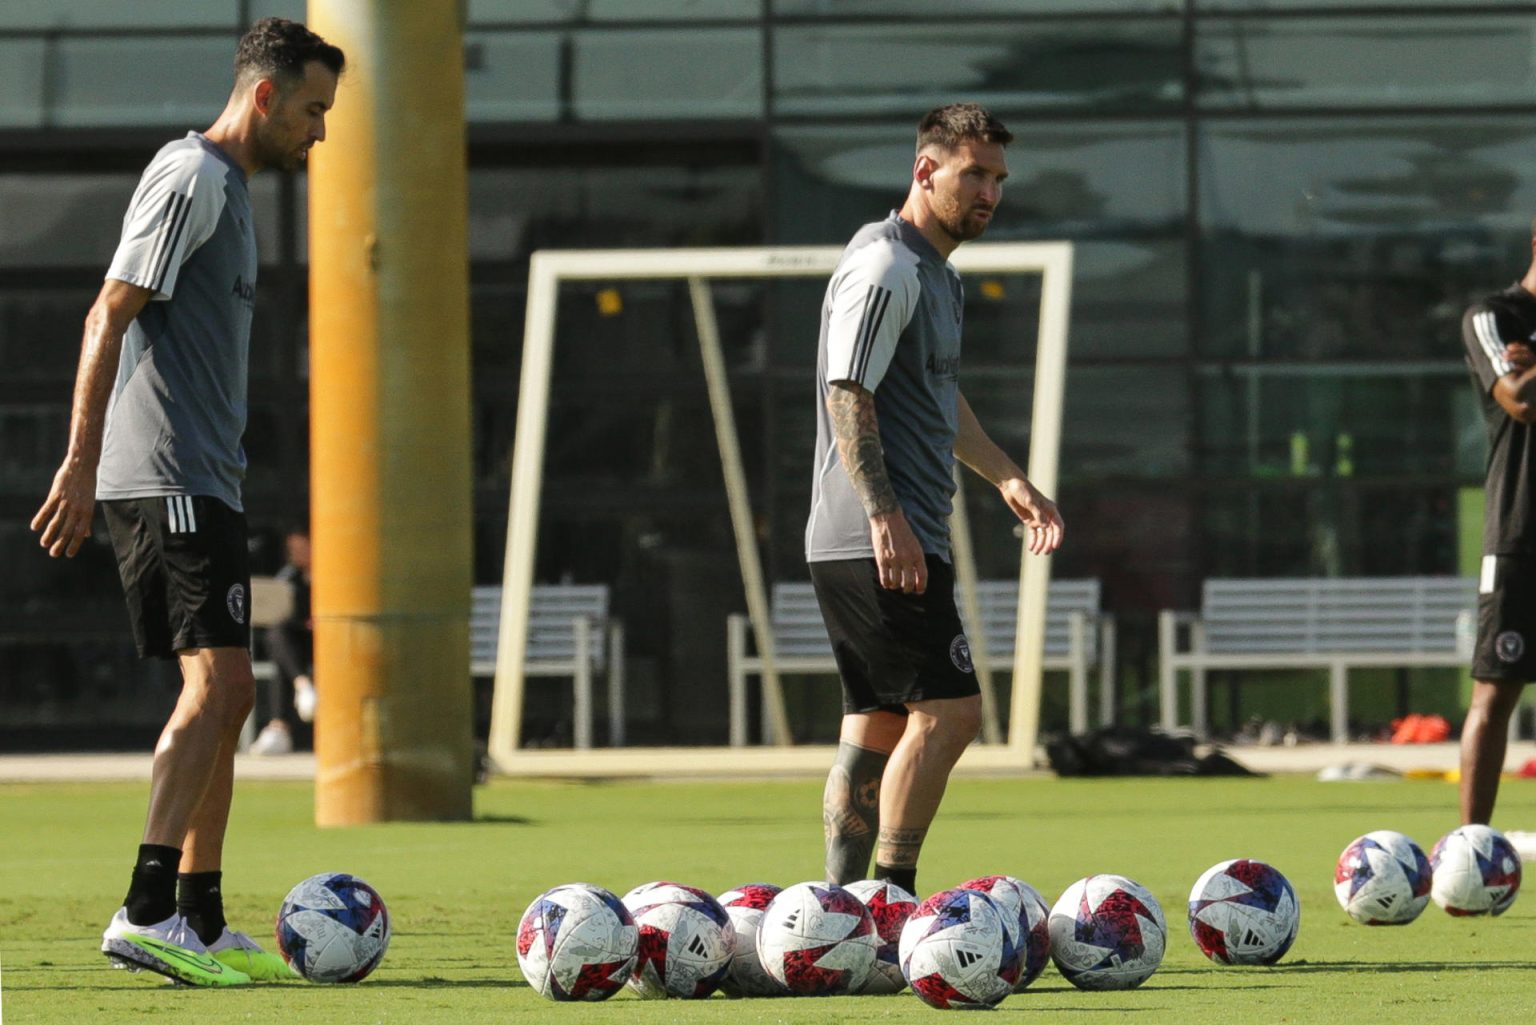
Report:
101,908,249,986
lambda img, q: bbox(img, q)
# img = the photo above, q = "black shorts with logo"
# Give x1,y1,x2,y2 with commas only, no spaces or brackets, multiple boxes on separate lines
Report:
102,496,251,660
808,554,980,714
1474,554,1536,684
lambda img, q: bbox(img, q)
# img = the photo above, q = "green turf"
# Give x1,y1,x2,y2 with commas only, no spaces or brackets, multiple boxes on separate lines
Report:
1,774,1533,1023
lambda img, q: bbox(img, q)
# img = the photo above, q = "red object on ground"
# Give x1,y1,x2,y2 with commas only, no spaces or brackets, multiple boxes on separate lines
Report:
1389,714,1450,744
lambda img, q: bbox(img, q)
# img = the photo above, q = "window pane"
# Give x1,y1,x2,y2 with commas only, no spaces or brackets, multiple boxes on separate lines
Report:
1199,117,1536,360
51,37,230,127
574,28,762,120
0,173,286,269
0,40,45,128
772,121,1187,358
773,20,1183,115
0,0,238,29
1197,17,1536,108
1200,0,1503,8
465,31,562,122
1197,367,1469,480
776,0,1179,13
470,0,758,21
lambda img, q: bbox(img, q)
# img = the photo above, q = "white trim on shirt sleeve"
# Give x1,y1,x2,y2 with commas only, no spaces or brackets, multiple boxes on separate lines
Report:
824,238,921,392
106,151,228,301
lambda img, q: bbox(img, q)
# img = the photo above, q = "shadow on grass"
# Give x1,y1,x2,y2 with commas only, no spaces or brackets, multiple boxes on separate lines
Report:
471,814,534,825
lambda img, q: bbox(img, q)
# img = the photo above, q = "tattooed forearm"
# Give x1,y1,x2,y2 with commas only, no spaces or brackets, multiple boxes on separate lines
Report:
876,825,928,869
827,384,900,517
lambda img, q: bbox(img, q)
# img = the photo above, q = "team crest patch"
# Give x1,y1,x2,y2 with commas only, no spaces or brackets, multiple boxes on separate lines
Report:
1496,630,1525,664
227,584,247,625
949,634,973,674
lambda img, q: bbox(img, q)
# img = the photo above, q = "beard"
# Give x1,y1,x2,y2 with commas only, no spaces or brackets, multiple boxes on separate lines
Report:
253,120,307,173
933,194,992,243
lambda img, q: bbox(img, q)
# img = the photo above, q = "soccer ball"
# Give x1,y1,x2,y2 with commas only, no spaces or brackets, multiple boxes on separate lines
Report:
716,883,785,997
958,874,1051,991
275,872,391,983
1187,859,1300,965
620,881,734,998
899,886,1020,1009
1334,830,1432,925
1430,825,1523,917
756,881,877,996
516,883,637,1001
843,879,917,994
1049,874,1166,991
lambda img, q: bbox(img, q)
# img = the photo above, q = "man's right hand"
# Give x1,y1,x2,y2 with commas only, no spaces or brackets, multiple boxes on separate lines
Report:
870,509,927,594
32,460,97,558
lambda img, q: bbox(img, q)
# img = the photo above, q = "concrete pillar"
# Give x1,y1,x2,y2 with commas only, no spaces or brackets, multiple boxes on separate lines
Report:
306,0,474,824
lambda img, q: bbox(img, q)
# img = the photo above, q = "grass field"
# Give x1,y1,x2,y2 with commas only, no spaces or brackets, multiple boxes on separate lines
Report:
2,773,1533,1023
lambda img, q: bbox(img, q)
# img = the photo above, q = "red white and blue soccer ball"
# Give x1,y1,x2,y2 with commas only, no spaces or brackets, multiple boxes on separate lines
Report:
842,879,917,994
716,883,785,997
958,874,1052,991
516,883,638,1001
1048,874,1166,991
1430,825,1523,917
274,872,391,983
620,881,735,998
1187,859,1300,965
1334,830,1432,925
756,881,878,996
899,886,1022,1009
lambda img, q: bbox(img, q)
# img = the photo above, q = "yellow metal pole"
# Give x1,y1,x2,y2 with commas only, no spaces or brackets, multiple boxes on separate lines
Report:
307,0,473,823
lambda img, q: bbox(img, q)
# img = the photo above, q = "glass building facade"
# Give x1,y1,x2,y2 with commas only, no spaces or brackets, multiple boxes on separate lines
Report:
3,1,1531,746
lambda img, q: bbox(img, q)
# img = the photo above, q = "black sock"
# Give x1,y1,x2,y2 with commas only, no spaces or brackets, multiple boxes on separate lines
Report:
875,863,917,896
123,844,181,927
177,870,227,946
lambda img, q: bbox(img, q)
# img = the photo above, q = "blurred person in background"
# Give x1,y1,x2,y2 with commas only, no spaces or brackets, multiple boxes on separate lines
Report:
250,527,315,754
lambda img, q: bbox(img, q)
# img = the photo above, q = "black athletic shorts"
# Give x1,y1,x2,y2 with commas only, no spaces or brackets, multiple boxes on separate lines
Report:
808,554,980,714
1474,554,1536,684
101,495,251,660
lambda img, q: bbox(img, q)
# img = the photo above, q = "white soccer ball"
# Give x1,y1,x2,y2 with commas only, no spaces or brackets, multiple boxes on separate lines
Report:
958,874,1051,991
843,879,917,994
899,886,1020,1009
275,872,391,984
620,881,734,998
1334,830,1432,925
716,883,786,997
516,883,637,1001
1430,825,1523,917
1049,874,1166,991
1187,859,1299,965
756,881,877,996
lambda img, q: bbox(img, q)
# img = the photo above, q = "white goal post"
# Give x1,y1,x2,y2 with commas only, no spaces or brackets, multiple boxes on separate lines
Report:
488,242,1073,776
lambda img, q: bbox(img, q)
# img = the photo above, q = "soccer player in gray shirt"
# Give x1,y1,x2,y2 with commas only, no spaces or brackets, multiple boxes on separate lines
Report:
807,104,1064,896
31,19,342,987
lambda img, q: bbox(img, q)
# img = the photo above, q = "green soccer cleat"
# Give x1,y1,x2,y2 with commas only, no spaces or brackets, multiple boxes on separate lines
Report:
208,927,296,981
101,908,251,987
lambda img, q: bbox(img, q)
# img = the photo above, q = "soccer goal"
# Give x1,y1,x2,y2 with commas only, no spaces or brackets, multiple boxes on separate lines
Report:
487,242,1073,776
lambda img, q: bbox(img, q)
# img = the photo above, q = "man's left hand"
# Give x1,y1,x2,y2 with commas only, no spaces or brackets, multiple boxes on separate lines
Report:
1000,478,1063,556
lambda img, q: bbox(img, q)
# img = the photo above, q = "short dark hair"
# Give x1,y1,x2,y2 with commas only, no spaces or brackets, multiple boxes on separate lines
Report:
916,103,1012,154
234,18,345,90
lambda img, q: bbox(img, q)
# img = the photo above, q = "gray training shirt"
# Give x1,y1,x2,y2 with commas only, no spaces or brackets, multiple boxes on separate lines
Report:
97,132,257,512
806,212,965,564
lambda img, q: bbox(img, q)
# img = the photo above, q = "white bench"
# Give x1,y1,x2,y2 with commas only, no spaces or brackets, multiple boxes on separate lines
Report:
1158,577,1477,744
726,579,1114,746
471,584,626,750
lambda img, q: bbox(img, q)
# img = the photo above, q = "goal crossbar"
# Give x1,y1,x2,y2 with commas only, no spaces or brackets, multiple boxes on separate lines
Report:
489,242,1073,776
